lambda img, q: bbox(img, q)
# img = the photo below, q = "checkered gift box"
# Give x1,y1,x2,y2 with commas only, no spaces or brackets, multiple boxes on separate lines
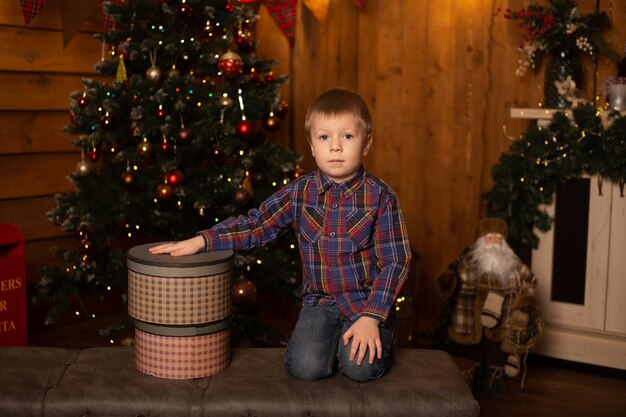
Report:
127,243,234,379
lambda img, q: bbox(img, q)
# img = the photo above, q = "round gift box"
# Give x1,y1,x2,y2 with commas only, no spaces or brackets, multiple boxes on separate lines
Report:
127,243,234,379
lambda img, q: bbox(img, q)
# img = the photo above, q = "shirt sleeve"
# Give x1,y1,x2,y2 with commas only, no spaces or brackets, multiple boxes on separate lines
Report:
197,183,294,252
361,192,412,322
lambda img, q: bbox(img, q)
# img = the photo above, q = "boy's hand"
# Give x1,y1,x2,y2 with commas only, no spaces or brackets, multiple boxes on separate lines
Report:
342,316,382,365
148,236,205,256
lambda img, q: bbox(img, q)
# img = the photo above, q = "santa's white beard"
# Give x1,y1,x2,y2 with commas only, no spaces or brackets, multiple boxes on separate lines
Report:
470,237,519,287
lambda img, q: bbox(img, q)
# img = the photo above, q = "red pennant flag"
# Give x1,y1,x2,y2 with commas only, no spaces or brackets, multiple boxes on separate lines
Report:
20,0,45,25
262,0,297,45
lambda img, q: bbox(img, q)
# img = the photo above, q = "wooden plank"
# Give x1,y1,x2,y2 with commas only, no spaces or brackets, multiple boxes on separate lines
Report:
0,196,65,241
0,72,108,111
0,111,74,154
0,153,76,199
0,26,102,73
0,0,103,33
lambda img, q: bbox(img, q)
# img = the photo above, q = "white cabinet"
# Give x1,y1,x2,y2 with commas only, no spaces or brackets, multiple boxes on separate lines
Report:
531,176,626,370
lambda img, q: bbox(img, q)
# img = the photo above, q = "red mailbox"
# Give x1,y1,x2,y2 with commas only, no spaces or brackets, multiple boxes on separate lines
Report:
0,224,28,346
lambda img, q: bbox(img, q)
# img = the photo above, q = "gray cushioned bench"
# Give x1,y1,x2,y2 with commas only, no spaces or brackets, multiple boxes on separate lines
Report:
0,347,479,417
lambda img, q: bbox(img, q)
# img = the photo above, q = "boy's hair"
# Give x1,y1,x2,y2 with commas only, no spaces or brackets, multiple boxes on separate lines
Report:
304,88,373,141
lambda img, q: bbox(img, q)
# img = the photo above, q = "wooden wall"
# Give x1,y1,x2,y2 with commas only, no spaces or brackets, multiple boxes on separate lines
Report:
0,0,102,287
1,0,624,329
256,0,626,319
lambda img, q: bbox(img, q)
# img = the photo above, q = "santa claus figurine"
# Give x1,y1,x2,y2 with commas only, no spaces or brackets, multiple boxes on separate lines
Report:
435,218,540,378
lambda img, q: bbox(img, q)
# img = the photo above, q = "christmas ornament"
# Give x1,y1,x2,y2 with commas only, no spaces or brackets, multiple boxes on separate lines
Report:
167,64,180,79
121,170,136,189
77,94,88,107
79,238,95,256
74,225,88,240
234,188,251,205
236,32,253,53
146,65,161,82
156,183,174,200
137,137,153,158
146,50,161,82
75,160,91,175
232,279,257,308
178,127,191,143
166,169,185,186
116,55,128,82
264,72,275,83
218,51,243,78
176,2,193,19
276,100,289,119
262,114,281,132
87,148,100,163
160,135,172,154
224,1,235,13
156,105,168,119
219,95,234,108
236,119,254,137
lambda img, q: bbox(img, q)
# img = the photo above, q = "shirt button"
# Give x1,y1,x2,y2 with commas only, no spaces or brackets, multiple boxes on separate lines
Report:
331,264,336,269
330,232,336,238
332,203,338,209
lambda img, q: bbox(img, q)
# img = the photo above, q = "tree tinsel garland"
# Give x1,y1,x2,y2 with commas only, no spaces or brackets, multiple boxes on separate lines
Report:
485,104,626,254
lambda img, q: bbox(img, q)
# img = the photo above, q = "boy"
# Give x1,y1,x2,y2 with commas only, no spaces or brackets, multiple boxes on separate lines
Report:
150,88,412,381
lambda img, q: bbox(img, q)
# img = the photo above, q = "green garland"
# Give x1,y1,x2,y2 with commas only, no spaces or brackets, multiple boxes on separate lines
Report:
485,104,626,252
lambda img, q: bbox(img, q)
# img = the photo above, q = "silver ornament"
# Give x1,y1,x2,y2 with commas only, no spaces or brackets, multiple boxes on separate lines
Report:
146,66,162,82
75,160,90,175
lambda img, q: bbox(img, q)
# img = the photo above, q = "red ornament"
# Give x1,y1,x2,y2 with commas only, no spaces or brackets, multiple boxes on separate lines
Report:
236,34,253,53
156,105,168,119
77,95,88,107
264,73,275,83
166,169,185,186
234,188,251,205
178,128,191,143
218,51,243,78
224,1,235,13
236,119,254,137
87,149,100,163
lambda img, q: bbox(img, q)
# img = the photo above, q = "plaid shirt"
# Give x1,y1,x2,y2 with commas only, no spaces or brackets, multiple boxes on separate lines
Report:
199,166,412,323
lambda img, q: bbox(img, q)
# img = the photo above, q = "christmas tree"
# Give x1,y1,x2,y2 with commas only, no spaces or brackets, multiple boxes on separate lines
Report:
36,0,303,345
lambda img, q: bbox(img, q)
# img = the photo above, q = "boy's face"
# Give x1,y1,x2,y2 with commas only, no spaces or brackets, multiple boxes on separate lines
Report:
308,113,373,183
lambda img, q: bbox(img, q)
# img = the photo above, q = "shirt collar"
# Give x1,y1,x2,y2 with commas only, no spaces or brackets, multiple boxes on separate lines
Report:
314,165,366,197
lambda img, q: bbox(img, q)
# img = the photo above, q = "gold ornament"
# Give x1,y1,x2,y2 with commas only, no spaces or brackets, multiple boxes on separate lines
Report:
137,137,153,158
146,66,161,82
75,160,91,175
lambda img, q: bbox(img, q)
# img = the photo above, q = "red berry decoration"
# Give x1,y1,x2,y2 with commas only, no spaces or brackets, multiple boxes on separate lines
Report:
218,51,243,78
236,119,254,137
166,169,185,186
224,1,235,13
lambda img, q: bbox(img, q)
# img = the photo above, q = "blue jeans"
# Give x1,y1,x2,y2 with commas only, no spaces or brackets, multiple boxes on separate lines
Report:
284,304,395,382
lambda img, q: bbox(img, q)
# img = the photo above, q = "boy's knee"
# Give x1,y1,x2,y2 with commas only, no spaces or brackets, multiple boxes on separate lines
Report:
338,358,387,382
285,356,333,381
